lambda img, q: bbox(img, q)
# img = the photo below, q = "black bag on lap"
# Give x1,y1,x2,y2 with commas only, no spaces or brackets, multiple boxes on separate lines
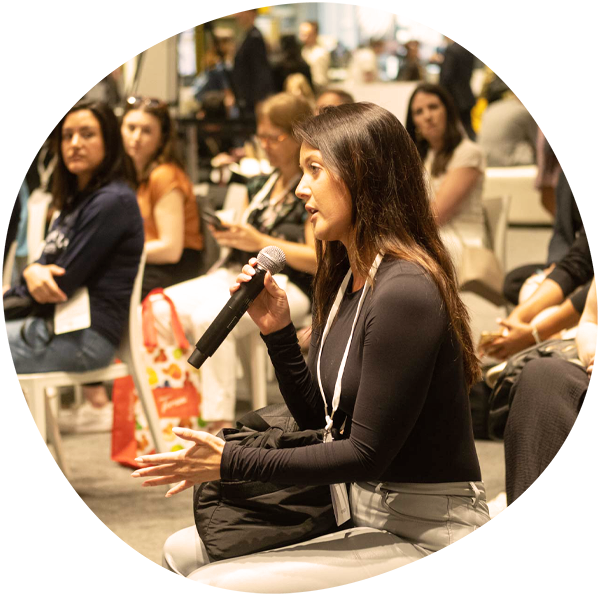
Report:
487,339,582,440
193,404,339,562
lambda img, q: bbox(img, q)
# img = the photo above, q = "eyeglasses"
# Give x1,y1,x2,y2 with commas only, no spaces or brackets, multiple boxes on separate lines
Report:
254,133,288,145
126,96,168,109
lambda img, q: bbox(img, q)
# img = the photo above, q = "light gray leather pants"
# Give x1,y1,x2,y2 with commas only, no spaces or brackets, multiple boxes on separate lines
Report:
163,482,496,594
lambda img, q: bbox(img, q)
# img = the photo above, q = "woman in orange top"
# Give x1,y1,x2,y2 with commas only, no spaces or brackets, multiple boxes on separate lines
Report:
121,97,203,298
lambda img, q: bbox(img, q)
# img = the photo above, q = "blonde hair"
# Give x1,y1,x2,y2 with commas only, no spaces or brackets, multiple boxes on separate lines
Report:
257,92,314,134
284,74,316,107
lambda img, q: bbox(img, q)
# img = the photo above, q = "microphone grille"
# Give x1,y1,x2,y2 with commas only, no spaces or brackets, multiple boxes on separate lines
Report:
257,246,286,275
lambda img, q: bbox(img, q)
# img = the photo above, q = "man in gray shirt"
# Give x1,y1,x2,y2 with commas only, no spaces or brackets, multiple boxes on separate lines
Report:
478,94,538,166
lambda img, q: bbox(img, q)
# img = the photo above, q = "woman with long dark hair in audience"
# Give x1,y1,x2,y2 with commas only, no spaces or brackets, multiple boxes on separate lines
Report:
5,101,144,432
150,92,317,433
121,96,203,299
132,102,490,590
406,83,487,267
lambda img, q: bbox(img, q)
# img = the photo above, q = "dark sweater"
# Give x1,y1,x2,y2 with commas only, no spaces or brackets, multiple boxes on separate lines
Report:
222,258,482,486
5,180,144,346
547,230,593,313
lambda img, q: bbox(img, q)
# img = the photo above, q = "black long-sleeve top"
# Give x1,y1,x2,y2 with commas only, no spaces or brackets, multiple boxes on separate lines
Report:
221,258,482,486
547,230,593,314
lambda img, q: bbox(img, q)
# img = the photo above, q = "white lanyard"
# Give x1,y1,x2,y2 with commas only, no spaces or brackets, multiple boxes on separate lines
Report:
240,172,300,225
316,253,384,440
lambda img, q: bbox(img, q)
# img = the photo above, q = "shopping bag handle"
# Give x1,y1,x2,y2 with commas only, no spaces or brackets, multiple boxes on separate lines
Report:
141,288,190,351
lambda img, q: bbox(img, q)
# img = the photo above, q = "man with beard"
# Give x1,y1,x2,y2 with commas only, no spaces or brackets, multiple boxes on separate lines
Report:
536,8,598,215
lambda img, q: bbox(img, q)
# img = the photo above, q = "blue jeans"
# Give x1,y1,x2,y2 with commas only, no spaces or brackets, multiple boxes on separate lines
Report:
6,317,116,374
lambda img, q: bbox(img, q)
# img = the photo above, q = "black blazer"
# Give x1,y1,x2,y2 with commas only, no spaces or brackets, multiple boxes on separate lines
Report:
439,42,476,112
232,26,275,116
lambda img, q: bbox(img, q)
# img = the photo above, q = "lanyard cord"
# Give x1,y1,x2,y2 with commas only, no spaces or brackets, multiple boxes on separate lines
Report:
316,253,383,437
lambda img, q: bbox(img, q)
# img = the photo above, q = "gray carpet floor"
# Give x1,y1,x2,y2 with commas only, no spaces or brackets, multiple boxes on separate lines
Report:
2,230,549,594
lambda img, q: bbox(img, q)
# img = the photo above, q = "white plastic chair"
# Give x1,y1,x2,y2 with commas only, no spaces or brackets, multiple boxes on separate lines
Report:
482,195,511,274
18,251,167,478
26,190,54,264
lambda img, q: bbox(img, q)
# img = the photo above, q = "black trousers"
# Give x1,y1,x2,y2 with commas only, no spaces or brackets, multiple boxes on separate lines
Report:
141,248,203,300
502,263,545,305
504,358,598,566
459,109,476,141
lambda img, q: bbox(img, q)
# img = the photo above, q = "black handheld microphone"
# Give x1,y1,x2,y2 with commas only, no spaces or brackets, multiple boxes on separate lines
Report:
187,246,287,369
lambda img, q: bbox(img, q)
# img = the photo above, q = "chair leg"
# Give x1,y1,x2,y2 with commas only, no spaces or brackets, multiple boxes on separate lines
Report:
45,390,71,479
20,379,47,444
250,333,267,411
28,383,50,530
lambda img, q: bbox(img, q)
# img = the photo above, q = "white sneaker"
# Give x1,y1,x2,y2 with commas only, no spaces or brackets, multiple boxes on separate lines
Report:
487,491,508,518
2,387,18,410
58,401,114,434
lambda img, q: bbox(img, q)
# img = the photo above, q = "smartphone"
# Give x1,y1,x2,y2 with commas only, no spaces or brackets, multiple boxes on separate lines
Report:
202,208,229,231
479,330,504,349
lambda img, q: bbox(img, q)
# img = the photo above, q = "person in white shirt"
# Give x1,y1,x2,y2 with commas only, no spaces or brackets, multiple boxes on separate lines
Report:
299,21,330,93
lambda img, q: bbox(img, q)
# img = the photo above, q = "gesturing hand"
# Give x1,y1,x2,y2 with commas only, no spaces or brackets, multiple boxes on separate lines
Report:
23,263,67,303
230,258,292,335
131,428,225,498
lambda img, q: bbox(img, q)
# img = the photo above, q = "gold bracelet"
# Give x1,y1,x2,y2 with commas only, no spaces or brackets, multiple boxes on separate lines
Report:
531,326,542,344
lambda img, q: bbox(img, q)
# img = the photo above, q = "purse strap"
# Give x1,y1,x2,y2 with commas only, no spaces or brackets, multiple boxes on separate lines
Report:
141,288,190,351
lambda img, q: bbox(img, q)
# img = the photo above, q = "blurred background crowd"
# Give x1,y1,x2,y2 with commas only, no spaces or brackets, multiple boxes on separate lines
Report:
5,3,592,539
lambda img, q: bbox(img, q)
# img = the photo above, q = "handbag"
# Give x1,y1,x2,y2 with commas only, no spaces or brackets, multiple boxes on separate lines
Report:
193,403,339,562
485,66,524,105
111,288,204,468
487,338,583,440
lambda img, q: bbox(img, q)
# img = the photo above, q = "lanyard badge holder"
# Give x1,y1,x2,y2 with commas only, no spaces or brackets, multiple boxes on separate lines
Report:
316,253,383,525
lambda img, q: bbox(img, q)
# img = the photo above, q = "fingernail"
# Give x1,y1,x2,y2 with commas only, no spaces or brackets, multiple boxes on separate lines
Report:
131,472,139,477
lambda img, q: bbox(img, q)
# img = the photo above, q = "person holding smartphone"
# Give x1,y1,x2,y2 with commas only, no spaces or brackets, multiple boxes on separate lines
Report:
150,93,317,434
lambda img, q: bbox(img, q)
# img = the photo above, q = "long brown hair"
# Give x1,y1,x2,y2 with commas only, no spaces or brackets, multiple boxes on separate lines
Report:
122,96,185,184
405,83,464,177
294,102,480,387
52,100,135,210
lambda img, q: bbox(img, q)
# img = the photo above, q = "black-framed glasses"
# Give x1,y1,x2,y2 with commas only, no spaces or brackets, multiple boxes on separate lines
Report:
126,96,167,109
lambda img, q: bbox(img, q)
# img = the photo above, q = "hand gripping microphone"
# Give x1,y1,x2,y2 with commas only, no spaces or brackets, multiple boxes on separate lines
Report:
187,246,286,369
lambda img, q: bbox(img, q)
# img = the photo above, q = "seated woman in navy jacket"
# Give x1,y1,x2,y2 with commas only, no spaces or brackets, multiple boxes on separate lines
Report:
5,100,144,431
